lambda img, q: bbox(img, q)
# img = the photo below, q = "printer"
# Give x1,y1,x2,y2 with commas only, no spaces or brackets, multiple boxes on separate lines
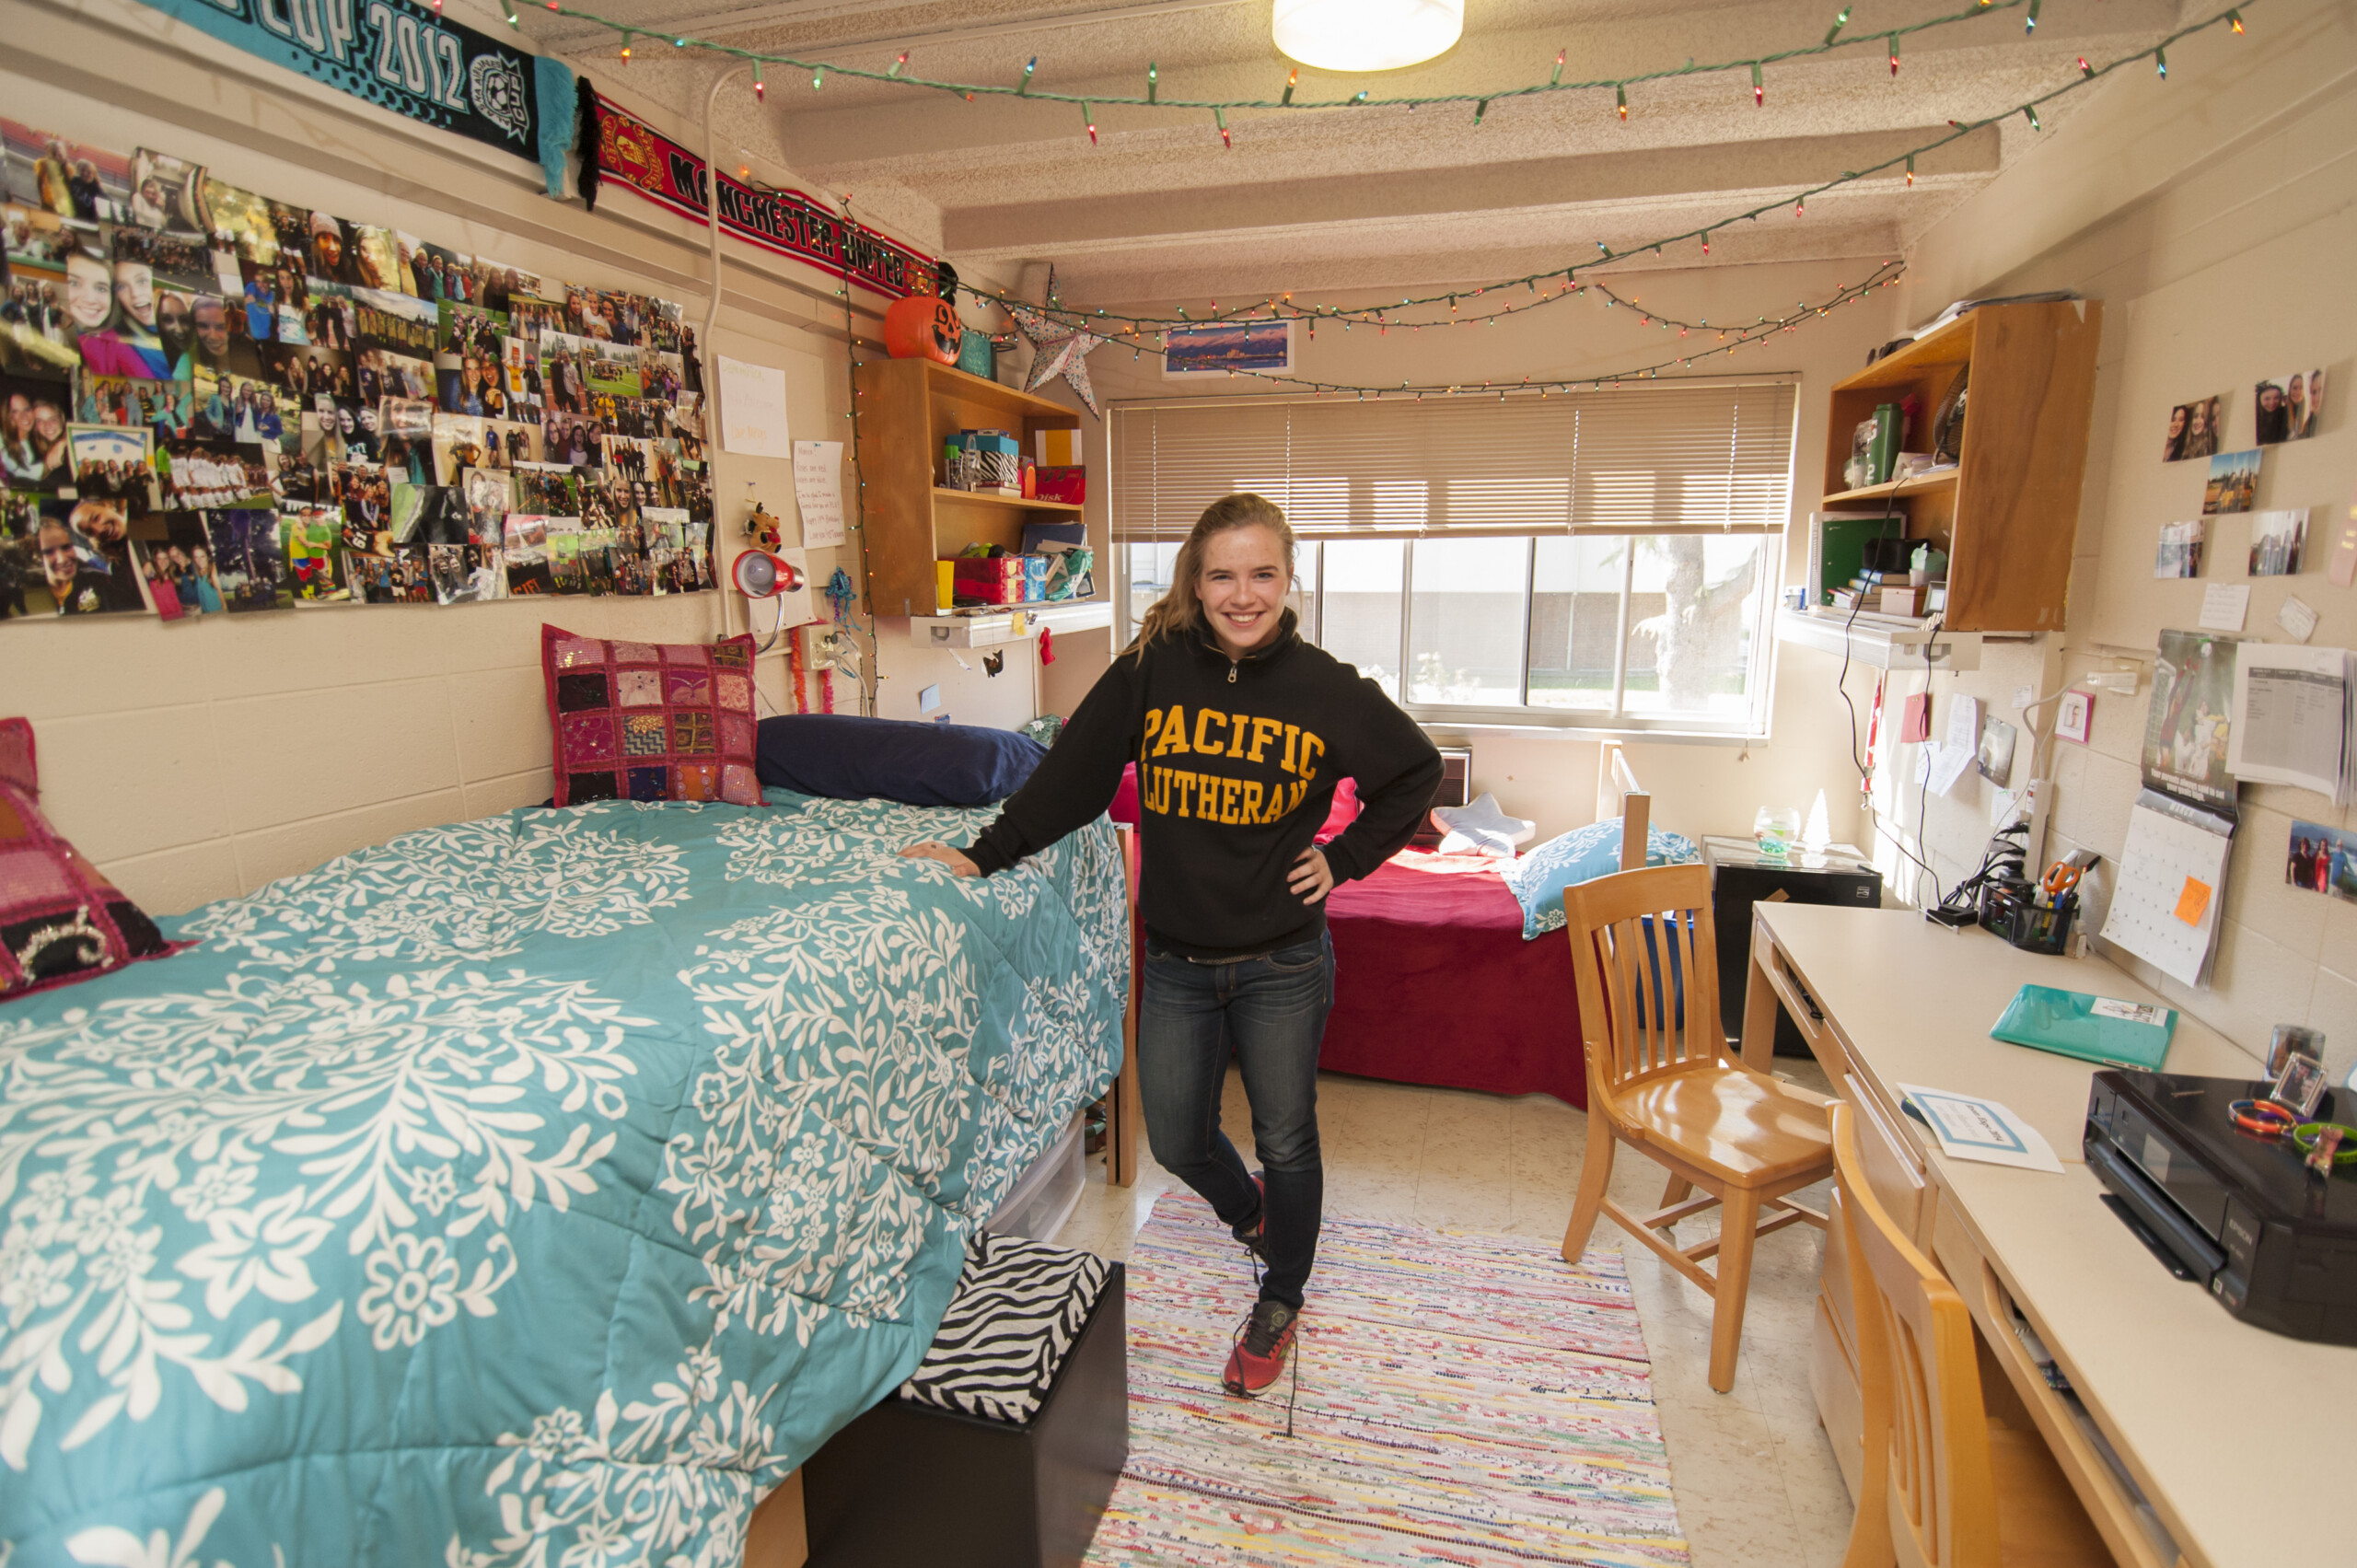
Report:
2085,1070,2357,1345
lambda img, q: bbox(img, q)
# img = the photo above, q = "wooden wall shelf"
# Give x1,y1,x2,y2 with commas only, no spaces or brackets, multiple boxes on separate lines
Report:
1818,302,2101,634
853,358,1088,619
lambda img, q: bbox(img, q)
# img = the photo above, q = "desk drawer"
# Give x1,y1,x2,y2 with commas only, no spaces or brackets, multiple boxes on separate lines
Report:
1843,1074,1929,1247
1931,1195,2181,1568
1750,926,1844,1072
1811,1184,1864,1501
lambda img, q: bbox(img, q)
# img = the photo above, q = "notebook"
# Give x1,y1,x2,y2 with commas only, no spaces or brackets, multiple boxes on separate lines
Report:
1989,984,2177,1071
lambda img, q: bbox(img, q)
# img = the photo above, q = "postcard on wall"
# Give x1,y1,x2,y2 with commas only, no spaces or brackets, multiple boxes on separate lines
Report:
65,422,157,516
2142,628,2240,817
1164,319,1294,378
2163,395,2223,462
2154,517,2204,579
2256,369,2325,445
133,512,221,618
2249,508,2308,576
205,506,283,612
2202,448,2261,516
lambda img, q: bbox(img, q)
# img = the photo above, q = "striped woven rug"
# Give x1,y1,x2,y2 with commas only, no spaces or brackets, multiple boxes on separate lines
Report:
1086,1194,1690,1567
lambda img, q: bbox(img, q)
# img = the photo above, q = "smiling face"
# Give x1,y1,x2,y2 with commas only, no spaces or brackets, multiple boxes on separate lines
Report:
157,291,192,359
1196,523,1290,659
113,261,156,330
64,251,111,331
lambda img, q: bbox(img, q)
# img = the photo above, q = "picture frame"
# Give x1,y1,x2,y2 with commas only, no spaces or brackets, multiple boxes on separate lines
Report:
2055,690,2093,745
2275,1051,2329,1120
1163,319,1295,379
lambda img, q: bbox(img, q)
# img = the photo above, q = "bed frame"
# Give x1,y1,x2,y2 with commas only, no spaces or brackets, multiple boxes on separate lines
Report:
743,822,1145,1568
1598,741,1654,873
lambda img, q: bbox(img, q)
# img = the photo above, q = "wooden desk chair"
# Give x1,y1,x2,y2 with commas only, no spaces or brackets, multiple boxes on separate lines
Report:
1830,1104,2110,1568
1559,863,1833,1393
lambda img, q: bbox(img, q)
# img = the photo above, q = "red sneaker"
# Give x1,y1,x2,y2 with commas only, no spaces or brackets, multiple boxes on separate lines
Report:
1222,1298,1298,1396
1231,1174,1268,1260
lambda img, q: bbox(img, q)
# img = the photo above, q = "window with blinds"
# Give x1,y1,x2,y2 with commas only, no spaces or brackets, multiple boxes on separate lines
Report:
1110,379,1798,541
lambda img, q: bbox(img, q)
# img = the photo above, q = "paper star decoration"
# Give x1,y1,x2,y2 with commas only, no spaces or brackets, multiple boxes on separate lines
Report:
1011,305,1104,418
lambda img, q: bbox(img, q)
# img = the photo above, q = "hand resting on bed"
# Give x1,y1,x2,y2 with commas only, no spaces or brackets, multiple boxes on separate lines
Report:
900,842,981,876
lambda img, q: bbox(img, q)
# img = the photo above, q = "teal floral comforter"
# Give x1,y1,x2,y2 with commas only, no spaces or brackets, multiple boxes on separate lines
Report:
0,796,1127,1566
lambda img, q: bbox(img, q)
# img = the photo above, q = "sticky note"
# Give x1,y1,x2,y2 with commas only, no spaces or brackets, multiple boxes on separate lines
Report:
1901,692,1932,743
2174,877,2212,925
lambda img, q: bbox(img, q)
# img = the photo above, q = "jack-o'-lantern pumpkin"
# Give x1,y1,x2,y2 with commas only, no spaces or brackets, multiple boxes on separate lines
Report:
884,293,962,365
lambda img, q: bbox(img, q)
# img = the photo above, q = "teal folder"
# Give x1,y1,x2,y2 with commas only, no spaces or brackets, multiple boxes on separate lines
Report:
1989,984,2177,1071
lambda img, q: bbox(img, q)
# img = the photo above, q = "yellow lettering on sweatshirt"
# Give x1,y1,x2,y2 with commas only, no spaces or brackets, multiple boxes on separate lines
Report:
1193,708,1226,754
1281,725,1299,774
1226,718,1250,759
1248,716,1283,764
1297,732,1325,783
1240,780,1264,822
1141,707,1164,754
1155,707,1197,759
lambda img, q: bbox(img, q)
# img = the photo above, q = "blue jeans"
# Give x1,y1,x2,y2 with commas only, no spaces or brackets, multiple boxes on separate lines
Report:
1136,933,1334,1309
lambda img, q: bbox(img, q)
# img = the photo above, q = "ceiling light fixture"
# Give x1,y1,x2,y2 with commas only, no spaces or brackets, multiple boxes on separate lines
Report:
1272,0,1463,74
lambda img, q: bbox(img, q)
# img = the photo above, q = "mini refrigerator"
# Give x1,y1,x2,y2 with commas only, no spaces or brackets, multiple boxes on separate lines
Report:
1702,836,1883,1056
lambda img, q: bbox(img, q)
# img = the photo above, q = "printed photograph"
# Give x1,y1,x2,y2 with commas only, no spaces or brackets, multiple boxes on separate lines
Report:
345,546,397,604
190,368,281,443
76,374,191,437
503,512,553,596
540,410,603,467
2162,395,2222,462
304,280,356,351
354,287,437,357
202,177,277,264
30,494,145,615
336,461,392,549
132,512,221,619
204,507,283,611
348,224,409,295
0,491,40,617
2255,369,2325,445
2249,508,2308,576
127,149,205,235
390,481,470,546
265,341,354,401
2,120,131,222
2201,447,2260,516
2154,517,2206,579
66,421,157,515
187,291,264,379
2288,820,2357,901
281,506,349,605
306,211,364,287
355,347,433,404
428,541,485,604
157,435,269,510
2,374,73,489
462,466,513,544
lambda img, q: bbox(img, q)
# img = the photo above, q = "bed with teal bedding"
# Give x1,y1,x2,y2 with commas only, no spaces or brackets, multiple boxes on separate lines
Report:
0,795,1128,1566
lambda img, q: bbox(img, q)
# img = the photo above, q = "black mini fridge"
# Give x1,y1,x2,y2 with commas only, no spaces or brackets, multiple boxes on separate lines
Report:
1701,836,1882,1056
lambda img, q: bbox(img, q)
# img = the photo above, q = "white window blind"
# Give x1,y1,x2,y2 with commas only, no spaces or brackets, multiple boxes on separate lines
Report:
1110,380,1798,541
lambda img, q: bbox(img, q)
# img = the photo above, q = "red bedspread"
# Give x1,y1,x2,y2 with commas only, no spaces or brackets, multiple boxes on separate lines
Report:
1319,849,1586,1108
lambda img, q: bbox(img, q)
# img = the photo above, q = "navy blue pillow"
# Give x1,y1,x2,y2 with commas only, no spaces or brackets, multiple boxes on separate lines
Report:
754,714,1046,807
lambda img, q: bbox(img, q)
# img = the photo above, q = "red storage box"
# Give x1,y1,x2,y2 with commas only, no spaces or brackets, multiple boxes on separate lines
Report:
1036,467,1086,505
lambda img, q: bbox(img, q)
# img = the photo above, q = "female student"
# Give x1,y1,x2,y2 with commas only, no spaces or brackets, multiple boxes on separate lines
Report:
901,494,1440,1396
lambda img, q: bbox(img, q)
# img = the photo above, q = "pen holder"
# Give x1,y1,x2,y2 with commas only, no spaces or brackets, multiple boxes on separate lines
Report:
1980,879,2075,956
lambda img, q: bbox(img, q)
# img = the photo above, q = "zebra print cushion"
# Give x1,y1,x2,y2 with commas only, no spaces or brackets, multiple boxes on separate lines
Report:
897,1232,1113,1425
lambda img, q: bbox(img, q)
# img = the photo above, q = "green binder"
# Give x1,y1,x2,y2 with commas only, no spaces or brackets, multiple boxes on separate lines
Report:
1989,984,2176,1071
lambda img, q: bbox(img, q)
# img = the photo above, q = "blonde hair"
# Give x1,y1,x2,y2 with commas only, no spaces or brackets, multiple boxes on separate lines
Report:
1132,493,1295,653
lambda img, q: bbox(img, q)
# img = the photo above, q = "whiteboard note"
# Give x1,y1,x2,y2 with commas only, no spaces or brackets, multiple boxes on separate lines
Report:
716,355,792,459
793,440,846,548
2100,801,2234,987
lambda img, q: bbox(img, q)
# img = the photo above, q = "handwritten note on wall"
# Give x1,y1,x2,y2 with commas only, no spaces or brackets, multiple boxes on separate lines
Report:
716,355,791,459
793,441,846,548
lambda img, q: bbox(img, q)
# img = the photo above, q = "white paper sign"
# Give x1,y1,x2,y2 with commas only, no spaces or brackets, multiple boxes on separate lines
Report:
2199,582,2250,632
716,355,792,459
792,440,846,548
1898,1084,2065,1174
2279,595,2319,643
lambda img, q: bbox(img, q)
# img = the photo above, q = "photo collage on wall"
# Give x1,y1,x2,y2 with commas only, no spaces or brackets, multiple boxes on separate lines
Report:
0,118,713,620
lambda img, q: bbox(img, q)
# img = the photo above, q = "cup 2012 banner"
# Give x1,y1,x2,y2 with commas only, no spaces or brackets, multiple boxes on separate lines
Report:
135,0,575,194
594,97,933,301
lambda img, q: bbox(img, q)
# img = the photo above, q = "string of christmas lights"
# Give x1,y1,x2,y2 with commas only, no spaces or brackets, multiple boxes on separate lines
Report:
562,0,2040,118
936,0,2248,336
1073,259,1907,401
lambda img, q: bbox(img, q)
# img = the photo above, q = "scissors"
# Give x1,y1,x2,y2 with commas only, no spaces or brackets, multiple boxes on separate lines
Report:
2041,862,2084,903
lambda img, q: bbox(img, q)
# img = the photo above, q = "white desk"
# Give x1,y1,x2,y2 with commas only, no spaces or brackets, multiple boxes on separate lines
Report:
1745,904,2357,1568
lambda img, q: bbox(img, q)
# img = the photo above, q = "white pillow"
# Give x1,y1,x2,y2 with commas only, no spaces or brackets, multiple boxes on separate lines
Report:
1432,793,1536,856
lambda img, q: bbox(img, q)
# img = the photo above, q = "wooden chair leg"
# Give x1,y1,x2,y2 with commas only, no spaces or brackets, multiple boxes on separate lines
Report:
1562,1121,1618,1264
1660,1174,1694,1210
1706,1188,1761,1393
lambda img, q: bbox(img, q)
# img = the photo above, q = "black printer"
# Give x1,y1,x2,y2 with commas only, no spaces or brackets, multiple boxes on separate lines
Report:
2085,1070,2357,1345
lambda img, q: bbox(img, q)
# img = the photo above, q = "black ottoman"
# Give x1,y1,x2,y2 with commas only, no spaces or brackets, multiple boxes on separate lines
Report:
804,1236,1128,1568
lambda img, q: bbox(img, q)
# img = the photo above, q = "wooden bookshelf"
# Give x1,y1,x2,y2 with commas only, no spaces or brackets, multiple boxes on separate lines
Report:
853,357,1087,618
1819,301,2101,633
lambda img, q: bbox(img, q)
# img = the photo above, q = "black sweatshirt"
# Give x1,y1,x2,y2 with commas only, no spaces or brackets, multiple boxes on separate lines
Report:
966,611,1442,959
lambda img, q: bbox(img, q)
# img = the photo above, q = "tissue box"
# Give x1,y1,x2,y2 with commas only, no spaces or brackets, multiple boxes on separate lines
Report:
1035,467,1086,505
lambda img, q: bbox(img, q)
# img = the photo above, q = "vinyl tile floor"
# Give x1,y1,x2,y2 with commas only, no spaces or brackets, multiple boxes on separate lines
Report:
1058,1061,1852,1568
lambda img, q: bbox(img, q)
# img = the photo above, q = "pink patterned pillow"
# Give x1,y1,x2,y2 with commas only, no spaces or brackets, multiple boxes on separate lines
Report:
0,717,183,1000
540,625,763,807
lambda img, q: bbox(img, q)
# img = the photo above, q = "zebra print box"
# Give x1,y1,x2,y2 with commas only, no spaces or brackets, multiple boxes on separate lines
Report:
804,1254,1128,1568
